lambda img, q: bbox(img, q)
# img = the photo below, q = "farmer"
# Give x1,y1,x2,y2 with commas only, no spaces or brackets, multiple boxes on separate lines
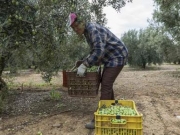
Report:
68,12,128,129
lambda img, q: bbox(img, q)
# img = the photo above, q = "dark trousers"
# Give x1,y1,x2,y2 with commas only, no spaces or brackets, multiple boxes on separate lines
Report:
92,66,124,122
100,66,124,100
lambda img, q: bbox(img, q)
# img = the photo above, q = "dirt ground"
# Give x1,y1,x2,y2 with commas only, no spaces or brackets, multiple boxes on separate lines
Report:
0,64,180,135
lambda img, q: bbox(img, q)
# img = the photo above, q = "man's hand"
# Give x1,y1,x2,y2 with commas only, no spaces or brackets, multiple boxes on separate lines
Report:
77,64,86,76
75,60,84,67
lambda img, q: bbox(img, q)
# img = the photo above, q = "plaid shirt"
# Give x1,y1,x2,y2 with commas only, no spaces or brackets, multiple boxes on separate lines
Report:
83,23,128,67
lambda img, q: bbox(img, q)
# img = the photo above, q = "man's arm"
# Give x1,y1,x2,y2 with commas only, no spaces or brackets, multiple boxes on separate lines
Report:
83,26,106,67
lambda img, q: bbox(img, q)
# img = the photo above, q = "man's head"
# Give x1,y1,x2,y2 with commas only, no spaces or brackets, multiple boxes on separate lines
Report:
68,12,85,35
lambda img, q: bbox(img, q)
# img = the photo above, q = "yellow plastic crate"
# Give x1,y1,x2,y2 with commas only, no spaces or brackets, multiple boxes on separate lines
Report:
94,100,143,135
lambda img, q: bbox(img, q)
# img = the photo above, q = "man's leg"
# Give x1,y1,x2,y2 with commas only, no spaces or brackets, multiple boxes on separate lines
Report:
100,66,124,100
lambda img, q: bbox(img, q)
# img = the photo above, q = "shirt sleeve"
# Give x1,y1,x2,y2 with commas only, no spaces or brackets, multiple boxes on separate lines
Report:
83,26,106,67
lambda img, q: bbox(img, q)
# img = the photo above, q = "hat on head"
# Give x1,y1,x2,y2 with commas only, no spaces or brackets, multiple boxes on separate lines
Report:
68,12,77,26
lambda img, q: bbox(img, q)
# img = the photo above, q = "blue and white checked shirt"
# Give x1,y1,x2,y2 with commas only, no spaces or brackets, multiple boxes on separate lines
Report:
83,23,128,67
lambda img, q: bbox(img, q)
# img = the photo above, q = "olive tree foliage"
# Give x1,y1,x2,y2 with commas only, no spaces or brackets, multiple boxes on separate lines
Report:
91,0,132,11
151,26,176,63
31,0,106,83
152,0,180,63
34,0,133,82
121,27,173,68
0,0,37,96
0,0,133,87
138,27,168,68
120,30,139,66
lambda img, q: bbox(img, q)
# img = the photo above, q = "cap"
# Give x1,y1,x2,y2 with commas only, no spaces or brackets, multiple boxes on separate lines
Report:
68,12,77,26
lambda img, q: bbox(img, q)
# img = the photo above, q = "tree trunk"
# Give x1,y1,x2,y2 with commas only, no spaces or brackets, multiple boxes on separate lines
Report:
62,70,68,87
0,56,8,99
142,62,146,69
0,56,5,76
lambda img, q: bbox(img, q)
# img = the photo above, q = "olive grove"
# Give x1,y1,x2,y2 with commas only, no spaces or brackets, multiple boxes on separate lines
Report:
0,0,132,106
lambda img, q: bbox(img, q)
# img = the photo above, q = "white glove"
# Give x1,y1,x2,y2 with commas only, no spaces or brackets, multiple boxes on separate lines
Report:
77,64,86,76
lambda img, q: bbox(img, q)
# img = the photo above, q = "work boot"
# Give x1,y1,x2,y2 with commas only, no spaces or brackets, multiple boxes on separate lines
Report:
85,120,95,129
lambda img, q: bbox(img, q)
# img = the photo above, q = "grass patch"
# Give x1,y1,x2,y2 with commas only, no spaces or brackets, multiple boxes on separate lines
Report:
49,89,61,101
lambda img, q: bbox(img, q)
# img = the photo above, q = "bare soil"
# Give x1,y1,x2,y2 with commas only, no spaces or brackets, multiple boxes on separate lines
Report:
0,64,180,135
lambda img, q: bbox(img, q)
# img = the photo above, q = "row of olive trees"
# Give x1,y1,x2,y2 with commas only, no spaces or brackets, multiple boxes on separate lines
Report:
121,0,180,68
121,26,175,68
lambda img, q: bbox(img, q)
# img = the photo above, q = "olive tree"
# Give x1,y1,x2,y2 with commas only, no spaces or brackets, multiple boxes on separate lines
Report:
153,0,180,63
120,30,139,66
31,0,101,82
0,0,37,97
138,27,164,68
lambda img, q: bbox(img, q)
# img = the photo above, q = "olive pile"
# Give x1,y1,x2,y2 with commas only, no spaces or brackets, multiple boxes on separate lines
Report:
87,66,98,72
98,104,137,116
